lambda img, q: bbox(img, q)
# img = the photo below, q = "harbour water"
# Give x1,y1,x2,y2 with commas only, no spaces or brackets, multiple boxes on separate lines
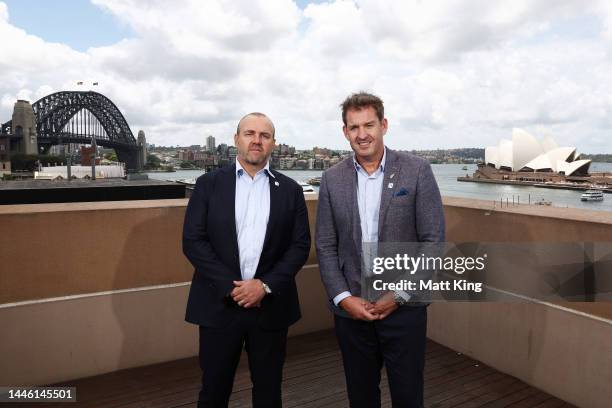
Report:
146,162,612,212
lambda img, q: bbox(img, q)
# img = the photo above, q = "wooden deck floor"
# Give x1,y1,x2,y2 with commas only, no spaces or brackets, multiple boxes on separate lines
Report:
24,330,573,408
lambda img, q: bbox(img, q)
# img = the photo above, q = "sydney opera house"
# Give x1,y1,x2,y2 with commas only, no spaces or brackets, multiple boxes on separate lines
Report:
484,128,591,176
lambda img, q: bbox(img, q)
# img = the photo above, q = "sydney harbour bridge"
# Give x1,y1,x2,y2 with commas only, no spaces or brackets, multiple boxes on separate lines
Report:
1,91,144,171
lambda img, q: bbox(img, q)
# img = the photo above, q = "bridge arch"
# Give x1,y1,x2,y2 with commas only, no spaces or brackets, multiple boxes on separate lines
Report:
3,91,143,171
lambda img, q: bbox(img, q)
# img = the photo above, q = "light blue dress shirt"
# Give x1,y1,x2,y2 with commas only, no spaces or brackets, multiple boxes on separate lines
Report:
333,148,387,306
235,159,271,281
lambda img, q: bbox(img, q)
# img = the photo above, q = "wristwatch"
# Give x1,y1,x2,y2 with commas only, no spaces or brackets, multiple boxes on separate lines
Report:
393,291,408,306
262,281,272,295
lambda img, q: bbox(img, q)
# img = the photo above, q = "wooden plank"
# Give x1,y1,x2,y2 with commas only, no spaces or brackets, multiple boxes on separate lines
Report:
10,330,575,408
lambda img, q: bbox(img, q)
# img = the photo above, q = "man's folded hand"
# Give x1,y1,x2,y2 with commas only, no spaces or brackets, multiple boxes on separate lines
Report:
371,292,399,320
339,296,379,321
231,279,266,308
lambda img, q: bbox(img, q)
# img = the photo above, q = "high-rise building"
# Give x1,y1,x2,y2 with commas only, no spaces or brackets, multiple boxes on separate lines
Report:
279,144,290,156
206,135,216,153
217,143,229,158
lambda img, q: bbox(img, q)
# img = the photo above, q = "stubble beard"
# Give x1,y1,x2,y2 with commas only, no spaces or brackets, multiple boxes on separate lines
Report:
243,152,268,166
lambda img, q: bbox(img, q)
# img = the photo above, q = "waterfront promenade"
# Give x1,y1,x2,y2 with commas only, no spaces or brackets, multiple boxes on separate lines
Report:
146,162,612,212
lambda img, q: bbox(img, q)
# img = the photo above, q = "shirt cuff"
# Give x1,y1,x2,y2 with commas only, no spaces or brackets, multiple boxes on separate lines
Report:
333,291,352,306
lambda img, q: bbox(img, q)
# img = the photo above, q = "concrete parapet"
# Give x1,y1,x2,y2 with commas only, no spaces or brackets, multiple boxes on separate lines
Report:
0,195,610,406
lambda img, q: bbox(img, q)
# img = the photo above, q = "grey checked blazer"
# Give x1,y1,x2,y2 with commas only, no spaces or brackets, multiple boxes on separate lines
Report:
315,148,445,316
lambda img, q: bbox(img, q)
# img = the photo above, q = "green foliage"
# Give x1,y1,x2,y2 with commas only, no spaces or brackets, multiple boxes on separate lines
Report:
9,153,65,171
147,153,161,165
143,154,162,170
581,154,612,163
104,152,118,161
143,153,162,170
179,161,197,169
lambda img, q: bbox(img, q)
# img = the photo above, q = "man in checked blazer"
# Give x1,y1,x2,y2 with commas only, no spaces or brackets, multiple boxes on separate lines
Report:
316,92,445,408
183,112,311,408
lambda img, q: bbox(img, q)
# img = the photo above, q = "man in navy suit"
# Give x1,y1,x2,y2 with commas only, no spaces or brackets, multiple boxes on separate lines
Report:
316,93,445,408
183,112,311,408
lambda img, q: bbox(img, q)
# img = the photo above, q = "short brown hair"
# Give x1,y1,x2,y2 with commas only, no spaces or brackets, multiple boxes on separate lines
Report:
340,92,384,125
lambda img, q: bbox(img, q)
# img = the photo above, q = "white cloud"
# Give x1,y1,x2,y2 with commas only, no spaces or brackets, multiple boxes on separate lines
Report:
1,0,612,153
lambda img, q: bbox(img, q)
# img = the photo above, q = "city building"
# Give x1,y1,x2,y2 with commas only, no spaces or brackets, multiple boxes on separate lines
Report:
280,157,296,169
178,150,195,161
217,143,228,157
295,159,308,170
0,134,10,175
228,146,238,163
206,135,216,153
313,147,331,157
81,146,101,166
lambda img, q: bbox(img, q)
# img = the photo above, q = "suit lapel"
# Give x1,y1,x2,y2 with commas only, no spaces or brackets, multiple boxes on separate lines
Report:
261,169,281,254
222,164,241,275
378,149,401,238
343,159,362,251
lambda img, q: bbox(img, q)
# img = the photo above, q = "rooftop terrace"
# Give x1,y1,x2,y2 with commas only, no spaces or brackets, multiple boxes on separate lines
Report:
1,196,610,407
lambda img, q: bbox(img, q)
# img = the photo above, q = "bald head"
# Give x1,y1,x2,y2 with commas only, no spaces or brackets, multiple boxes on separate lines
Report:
236,112,275,139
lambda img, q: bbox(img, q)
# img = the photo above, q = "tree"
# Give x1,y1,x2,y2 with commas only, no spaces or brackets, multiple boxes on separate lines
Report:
104,152,118,161
143,154,162,170
179,161,197,169
10,153,64,171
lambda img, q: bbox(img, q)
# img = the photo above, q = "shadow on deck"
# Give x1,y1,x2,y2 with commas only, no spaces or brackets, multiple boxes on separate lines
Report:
28,329,573,408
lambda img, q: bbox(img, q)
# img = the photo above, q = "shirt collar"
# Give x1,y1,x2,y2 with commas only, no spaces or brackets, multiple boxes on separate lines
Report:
353,147,387,173
236,158,274,178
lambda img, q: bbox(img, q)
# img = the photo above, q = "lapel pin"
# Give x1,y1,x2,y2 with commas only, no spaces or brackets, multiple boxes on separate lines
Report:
388,183,394,189
274,181,279,187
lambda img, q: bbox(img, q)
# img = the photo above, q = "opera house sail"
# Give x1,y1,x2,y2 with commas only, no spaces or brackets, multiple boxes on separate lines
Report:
484,129,591,176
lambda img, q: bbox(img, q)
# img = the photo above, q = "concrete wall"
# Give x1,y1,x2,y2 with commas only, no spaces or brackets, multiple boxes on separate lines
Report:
1,266,330,386
1,196,611,407
431,197,612,408
0,197,330,386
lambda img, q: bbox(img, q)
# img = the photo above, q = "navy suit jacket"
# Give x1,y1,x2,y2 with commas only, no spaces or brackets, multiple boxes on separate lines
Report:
183,164,311,329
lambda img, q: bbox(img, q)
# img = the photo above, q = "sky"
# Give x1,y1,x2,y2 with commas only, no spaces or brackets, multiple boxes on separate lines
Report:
1,0,612,153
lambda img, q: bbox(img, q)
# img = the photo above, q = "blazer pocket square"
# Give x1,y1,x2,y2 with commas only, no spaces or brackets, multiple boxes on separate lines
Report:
394,188,409,197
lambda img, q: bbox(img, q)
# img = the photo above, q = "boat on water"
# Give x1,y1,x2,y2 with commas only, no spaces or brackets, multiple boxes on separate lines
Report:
462,166,468,170
581,190,604,202
300,181,316,193
307,177,321,186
